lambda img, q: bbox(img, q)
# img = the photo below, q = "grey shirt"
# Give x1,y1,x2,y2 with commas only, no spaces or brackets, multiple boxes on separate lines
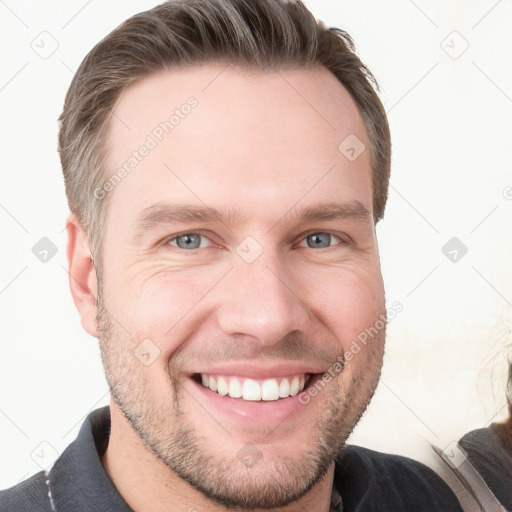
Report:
0,406,464,511
459,424,512,510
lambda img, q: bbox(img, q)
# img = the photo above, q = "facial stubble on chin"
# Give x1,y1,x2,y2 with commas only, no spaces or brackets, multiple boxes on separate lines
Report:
95,283,385,509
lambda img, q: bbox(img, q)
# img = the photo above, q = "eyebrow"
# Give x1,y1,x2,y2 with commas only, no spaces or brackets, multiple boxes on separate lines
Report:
133,200,372,238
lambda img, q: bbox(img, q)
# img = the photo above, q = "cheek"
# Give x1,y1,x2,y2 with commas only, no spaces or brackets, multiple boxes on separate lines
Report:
115,266,221,343
299,265,385,349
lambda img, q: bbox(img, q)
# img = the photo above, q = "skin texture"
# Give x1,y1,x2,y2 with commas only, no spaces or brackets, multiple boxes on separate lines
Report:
67,64,386,512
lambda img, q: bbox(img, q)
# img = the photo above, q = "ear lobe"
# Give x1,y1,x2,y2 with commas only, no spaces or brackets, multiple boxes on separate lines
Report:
66,213,99,338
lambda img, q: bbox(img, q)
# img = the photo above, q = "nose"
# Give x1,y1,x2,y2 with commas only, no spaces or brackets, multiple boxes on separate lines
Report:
216,252,310,347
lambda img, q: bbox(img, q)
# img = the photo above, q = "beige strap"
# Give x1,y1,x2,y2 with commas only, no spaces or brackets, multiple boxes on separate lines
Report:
430,444,507,512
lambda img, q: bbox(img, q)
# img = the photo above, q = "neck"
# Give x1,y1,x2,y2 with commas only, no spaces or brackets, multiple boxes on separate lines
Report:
101,400,337,512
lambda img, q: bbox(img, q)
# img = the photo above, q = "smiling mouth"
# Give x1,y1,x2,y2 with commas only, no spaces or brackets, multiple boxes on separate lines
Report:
191,373,320,401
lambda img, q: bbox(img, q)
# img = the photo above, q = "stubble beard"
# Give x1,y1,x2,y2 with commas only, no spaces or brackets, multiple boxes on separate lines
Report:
95,285,384,509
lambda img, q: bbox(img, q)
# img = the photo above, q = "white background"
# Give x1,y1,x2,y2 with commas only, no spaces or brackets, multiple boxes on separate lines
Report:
1,0,511,489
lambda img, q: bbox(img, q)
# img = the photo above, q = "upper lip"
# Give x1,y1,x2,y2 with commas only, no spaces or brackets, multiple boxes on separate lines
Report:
186,362,327,380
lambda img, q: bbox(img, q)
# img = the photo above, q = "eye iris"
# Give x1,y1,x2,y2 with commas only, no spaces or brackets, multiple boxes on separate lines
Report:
176,234,201,249
307,233,331,248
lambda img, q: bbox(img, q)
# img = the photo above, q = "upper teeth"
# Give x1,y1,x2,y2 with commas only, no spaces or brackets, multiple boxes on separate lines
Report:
200,374,309,401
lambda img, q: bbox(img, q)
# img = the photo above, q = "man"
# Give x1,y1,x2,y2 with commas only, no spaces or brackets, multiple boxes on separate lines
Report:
0,1,464,510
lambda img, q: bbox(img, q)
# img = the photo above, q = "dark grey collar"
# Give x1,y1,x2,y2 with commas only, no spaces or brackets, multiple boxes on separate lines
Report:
47,406,132,512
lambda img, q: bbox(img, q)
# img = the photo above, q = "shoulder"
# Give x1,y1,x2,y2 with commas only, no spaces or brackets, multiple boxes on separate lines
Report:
0,406,110,512
0,471,51,512
334,445,463,512
458,423,512,510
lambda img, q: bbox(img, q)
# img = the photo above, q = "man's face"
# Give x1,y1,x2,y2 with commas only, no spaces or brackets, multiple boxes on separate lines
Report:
97,64,385,508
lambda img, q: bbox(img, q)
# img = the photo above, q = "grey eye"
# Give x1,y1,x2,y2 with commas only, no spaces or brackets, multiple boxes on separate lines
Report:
306,233,333,249
174,234,202,250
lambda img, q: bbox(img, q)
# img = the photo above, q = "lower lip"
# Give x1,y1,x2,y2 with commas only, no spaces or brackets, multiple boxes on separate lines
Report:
185,374,321,425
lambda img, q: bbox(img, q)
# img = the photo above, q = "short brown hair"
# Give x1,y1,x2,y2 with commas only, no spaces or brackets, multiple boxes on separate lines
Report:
59,0,391,264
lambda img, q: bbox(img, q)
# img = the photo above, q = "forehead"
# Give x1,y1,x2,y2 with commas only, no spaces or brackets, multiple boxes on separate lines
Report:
104,64,372,229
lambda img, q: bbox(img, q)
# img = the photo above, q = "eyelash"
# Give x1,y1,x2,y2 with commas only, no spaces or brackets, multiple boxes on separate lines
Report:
163,231,349,252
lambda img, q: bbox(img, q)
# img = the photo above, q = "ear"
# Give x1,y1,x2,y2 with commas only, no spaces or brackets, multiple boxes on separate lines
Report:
66,213,99,338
